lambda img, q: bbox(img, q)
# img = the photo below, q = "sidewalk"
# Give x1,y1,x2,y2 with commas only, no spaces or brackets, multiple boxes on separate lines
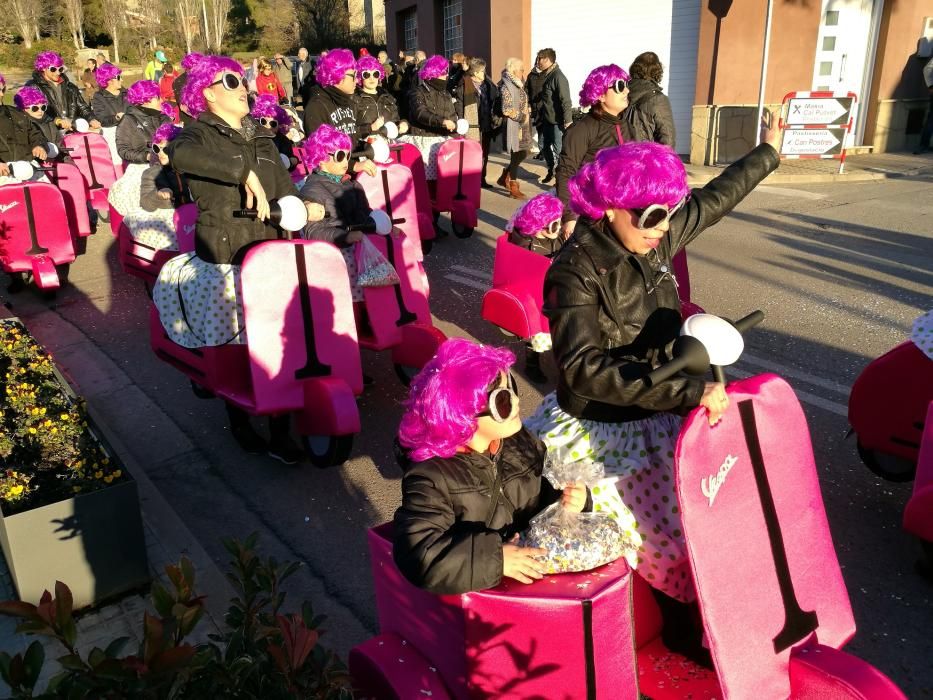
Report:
0,310,235,693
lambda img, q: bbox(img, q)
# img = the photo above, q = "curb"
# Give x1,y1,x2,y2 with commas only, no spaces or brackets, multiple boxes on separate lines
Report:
687,164,933,187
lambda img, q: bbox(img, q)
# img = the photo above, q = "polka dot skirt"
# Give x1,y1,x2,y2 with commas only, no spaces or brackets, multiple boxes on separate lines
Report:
525,392,695,603
125,208,179,251
107,164,147,216
911,309,933,360
152,252,246,348
397,134,448,181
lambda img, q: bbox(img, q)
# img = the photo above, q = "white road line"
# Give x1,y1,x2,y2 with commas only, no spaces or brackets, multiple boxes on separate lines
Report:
755,185,827,200
730,366,848,417
444,274,488,291
740,352,851,396
450,265,492,281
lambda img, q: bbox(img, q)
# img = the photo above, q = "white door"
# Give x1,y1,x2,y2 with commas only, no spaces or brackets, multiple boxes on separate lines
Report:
530,0,701,154
810,0,881,144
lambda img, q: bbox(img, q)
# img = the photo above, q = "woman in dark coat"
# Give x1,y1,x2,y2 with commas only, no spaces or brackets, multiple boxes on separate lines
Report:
624,51,676,148
401,54,459,182
153,55,302,464
453,57,500,188
353,54,409,141
497,57,531,199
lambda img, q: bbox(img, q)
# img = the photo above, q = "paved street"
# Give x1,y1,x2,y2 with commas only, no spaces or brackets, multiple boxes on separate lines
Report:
2,153,932,696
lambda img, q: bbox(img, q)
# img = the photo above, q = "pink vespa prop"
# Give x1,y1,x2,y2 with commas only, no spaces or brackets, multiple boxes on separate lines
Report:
151,235,365,467
389,142,436,255
0,178,76,291
118,203,198,291
903,401,933,576
34,150,94,254
356,159,425,263
433,119,482,239
62,130,119,214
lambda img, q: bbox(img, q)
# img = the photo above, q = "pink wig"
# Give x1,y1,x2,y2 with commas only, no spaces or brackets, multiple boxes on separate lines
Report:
419,55,449,81
315,48,356,87
14,86,47,110
356,55,384,85
161,101,179,121
152,123,181,144
305,124,351,169
0,74,5,87
507,194,564,237
34,51,64,72
127,80,160,105
181,55,243,119
95,62,121,88
398,338,516,462
579,64,630,108
273,105,293,132
569,142,688,220
250,93,278,119
181,52,203,71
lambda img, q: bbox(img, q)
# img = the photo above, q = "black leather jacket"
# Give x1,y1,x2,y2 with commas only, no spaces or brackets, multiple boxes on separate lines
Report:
546,143,780,424
407,79,458,137
91,89,129,128
0,106,44,163
353,88,402,137
393,427,563,594
26,71,94,123
116,104,170,164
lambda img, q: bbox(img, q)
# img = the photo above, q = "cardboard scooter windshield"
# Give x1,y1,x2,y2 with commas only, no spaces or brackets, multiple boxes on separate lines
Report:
676,374,855,700
49,161,92,240
357,163,423,262
240,240,363,414
0,182,76,274
481,233,551,339
62,132,119,210
390,142,435,242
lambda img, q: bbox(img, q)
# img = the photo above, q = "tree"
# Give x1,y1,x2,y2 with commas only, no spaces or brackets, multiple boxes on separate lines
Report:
298,0,351,51
202,0,230,52
174,0,200,54
1,0,36,49
250,0,297,53
61,0,86,48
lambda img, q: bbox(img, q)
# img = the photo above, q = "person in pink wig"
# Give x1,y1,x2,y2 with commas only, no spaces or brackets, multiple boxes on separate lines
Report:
152,55,301,464
399,54,459,184
90,63,128,127
352,54,407,141
505,192,566,383
116,80,171,164
555,63,632,239
302,48,359,138
250,94,298,172
25,51,100,132
0,75,48,178
14,86,59,152
525,125,782,665
393,337,588,594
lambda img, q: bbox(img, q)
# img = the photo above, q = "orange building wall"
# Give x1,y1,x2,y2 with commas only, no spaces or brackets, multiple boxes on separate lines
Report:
488,0,531,76
869,0,930,100
694,1,822,106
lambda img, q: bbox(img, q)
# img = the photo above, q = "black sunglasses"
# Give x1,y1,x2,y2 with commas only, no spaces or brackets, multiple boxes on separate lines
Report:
209,73,245,91
611,79,628,94
28,104,48,113
258,117,279,130
47,66,66,74
630,196,688,230
361,71,380,80
329,149,349,163
477,372,519,423
151,143,164,155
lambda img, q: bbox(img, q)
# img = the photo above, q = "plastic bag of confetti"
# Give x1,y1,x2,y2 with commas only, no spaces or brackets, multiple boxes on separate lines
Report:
355,235,400,288
522,456,632,574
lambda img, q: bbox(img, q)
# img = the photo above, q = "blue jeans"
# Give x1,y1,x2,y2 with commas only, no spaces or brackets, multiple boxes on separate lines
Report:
541,122,563,172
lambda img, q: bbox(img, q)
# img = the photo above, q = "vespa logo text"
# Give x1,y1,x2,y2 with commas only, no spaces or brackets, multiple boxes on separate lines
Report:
701,455,738,507
0,202,19,215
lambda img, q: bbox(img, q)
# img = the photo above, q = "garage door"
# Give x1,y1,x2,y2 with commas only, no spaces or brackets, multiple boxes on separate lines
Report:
530,0,700,154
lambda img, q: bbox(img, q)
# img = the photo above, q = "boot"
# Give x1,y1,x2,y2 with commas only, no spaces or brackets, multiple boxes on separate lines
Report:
524,348,547,384
508,178,527,200
496,167,509,187
540,169,554,185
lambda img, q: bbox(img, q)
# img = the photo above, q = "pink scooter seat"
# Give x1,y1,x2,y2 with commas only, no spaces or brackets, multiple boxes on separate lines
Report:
352,523,639,700
0,182,75,290
903,401,933,543
119,204,197,286
481,234,550,340
676,374,905,698
62,132,118,211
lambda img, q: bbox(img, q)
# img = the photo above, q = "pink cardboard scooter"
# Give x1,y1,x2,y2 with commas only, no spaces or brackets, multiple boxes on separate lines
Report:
389,140,436,255
350,312,905,699
0,167,76,292
433,118,482,239
62,125,119,215
118,203,198,292
151,196,366,467
43,155,94,254
903,401,933,578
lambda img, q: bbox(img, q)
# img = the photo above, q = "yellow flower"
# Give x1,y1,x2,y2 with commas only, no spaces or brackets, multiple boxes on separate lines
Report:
60,414,69,421
27,427,37,435
10,485,23,496
73,486,81,493
94,470,103,479
103,475,113,484
112,470,122,479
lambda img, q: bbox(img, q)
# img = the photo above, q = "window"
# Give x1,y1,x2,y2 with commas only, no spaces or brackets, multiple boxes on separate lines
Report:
442,0,463,59
819,61,833,76
401,8,417,52
824,10,839,26
821,36,836,51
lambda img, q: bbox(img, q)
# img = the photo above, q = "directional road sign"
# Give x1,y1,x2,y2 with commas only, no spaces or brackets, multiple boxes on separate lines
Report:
780,128,847,157
785,97,854,127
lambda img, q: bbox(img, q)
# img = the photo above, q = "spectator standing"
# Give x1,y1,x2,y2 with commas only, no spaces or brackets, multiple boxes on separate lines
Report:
453,57,499,188
144,50,167,81
378,50,394,80
447,52,467,93
81,58,98,104
159,63,179,102
497,57,531,199
623,51,675,147
533,48,572,185
525,62,546,157
295,47,316,105
273,54,294,104
915,56,933,154
256,59,286,102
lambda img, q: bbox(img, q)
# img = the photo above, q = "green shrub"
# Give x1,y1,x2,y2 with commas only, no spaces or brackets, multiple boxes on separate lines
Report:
0,39,76,75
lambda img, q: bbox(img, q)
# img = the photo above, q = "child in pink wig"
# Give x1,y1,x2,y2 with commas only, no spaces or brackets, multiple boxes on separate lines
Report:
393,337,588,594
399,54,459,186
353,54,408,140
555,63,631,240
91,63,128,127
117,80,171,164
505,192,565,383
26,51,100,132
0,76,48,180
14,86,60,151
251,94,298,171
525,131,781,664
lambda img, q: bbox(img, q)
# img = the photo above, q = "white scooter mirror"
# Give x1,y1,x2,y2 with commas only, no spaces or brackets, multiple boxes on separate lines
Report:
455,118,469,136
45,142,60,160
10,161,35,181
369,209,393,236
279,153,291,169
369,139,391,164
275,195,308,232
681,314,744,366
74,118,90,133
382,121,399,140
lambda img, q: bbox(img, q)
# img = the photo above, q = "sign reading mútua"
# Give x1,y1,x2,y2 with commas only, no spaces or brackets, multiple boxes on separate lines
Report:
778,91,857,169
